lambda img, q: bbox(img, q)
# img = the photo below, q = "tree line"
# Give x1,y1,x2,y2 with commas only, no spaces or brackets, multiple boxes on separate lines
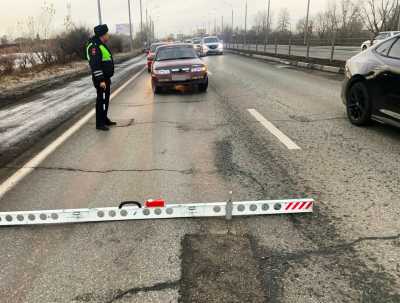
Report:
220,0,400,45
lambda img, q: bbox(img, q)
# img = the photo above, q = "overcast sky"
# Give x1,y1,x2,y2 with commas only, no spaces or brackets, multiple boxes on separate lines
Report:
0,0,328,38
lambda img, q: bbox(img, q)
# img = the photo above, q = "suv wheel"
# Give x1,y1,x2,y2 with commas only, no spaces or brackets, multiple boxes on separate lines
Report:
346,81,372,126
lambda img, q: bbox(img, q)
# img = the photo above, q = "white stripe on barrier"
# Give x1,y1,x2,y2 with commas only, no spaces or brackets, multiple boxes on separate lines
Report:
0,199,313,226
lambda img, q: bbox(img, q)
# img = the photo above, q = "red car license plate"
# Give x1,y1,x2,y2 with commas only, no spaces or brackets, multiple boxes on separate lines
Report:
172,74,189,81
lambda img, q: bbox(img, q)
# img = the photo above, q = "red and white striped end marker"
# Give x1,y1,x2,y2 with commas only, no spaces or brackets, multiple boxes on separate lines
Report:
284,200,313,212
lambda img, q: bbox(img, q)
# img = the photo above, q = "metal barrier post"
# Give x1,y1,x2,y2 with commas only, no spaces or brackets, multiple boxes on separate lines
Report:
330,34,336,63
256,35,258,52
275,38,278,55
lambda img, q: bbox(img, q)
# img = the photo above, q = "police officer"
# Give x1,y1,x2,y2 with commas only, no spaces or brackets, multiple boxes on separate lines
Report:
86,24,116,131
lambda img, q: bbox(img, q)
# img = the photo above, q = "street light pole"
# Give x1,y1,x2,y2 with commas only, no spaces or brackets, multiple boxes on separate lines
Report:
231,9,234,31
244,0,248,47
128,0,134,51
304,0,311,44
221,16,224,36
139,0,143,43
231,9,234,47
97,0,102,24
265,0,271,51
146,8,148,44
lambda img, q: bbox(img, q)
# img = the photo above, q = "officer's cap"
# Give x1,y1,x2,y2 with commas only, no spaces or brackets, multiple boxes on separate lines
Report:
94,24,109,37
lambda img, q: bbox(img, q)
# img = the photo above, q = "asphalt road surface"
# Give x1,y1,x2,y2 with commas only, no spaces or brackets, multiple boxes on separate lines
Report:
232,43,360,61
0,55,145,167
0,53,399,303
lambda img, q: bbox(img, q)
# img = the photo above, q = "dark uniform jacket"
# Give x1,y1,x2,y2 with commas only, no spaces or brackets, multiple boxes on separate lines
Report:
86,37,114,85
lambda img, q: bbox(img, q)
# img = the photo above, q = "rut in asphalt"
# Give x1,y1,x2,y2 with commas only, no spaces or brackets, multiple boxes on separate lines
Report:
180,234,265,303
203,83,400,302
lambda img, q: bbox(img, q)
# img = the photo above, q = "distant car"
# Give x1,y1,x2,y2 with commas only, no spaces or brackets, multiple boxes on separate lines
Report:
185,39,193,43
201,36,224,56
342,33,400,127
147,42,166,72
151,44,208,94
192,38,202,56
361,31,400,51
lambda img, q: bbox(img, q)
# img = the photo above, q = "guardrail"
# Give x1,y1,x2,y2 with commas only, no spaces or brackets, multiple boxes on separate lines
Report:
226,37,364,64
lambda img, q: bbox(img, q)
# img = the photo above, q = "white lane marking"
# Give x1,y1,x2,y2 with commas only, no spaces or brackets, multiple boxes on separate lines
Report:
248,109,301,150
0,66,146,201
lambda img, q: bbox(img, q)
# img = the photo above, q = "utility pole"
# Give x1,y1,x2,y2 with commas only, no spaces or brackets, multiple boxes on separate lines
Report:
304,0,311,44
97,0,102,24
231,9,234,46
128,0,134,51
265,0,271,48
231,9,234,31
139,0,143,44
244,0,248,46
221,16,224,37
152,19,155,41
145,8,148,46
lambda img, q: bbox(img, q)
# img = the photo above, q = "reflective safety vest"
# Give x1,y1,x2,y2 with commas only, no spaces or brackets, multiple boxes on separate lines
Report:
86,42,112,62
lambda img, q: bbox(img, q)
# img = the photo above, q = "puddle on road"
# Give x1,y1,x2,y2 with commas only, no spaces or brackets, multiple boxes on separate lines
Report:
180,234,265,303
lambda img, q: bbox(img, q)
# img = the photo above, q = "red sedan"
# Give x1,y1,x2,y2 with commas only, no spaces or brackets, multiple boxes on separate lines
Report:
151,44,208,94
147,42,166,72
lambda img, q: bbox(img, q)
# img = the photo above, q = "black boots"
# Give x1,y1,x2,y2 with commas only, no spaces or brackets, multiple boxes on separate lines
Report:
106,120,117,126
96,125,109,131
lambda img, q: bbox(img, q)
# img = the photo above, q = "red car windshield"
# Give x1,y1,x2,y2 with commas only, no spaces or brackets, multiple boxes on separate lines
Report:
155,46,197,61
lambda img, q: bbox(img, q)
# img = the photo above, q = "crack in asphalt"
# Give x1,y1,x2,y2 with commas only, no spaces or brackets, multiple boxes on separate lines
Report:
114,99,206,108
105,280,180,303
261,233,400,261
4,166,194,175
281,115,346,123
89,120,180,127
251,233,400,303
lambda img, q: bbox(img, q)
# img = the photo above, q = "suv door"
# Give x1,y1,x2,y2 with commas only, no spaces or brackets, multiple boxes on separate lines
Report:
378,38,400,120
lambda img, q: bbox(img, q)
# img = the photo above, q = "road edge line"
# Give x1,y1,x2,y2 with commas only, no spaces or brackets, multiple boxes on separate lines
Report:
0,66,146,201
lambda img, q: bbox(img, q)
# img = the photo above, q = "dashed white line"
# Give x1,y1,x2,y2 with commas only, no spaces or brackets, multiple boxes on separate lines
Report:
248,108,301,150
0,66,146,200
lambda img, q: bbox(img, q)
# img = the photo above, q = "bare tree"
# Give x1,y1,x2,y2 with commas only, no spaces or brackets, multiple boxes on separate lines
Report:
362,0,397,34
254,11,267,33
277,8,291,33
313,13,330,39
310,0,363,41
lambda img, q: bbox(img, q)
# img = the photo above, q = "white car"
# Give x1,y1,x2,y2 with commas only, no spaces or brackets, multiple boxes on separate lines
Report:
361,31,400,51
201,36,224,56
192,38,202,56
